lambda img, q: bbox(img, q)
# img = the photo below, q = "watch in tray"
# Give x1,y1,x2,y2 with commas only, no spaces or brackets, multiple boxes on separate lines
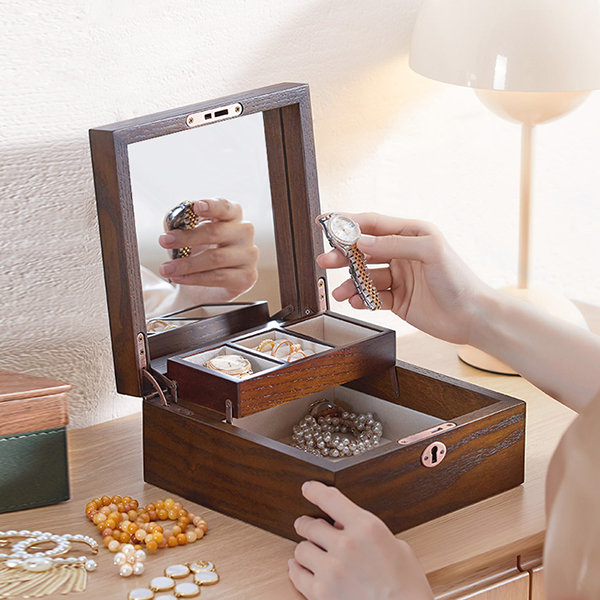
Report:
204,354,253,378
318,213,381,310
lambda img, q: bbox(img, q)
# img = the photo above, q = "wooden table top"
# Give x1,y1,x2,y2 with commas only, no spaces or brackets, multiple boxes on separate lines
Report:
2,304,591,599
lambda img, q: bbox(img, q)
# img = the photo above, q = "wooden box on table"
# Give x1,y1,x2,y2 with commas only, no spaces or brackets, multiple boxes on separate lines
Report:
89,83,525,540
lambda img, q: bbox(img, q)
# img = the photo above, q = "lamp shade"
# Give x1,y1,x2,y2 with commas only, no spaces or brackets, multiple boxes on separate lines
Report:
410,0,600,92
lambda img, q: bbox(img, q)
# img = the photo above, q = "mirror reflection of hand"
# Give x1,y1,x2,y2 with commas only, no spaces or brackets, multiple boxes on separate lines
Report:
158,198,259,303
317,212,490,345
289,481,433,600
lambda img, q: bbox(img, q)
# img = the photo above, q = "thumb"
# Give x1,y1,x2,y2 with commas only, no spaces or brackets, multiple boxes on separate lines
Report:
358,233,432,262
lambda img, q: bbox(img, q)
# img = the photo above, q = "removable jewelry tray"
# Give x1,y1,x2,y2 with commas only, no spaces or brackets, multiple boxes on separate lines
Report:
165,311,395,417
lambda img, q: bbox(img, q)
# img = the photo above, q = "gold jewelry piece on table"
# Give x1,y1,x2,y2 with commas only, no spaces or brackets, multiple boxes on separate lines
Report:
165,564,190,579
150,576,175,591
164,201,199,259
0,530,97,598
205,353,253,378
128,561,220,599
128,589,155,600
174,582,200,598
188,560,215,573
193,570,219,585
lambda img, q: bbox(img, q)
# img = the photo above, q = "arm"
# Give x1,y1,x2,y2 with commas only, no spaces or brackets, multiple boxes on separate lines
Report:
469,290,600,413
320,212,600,414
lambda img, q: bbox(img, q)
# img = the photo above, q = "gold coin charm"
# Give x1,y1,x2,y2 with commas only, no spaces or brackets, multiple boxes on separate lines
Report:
188,560,215,573
193,570,219,585
165,564,190,579
128,589,154,600
150,576,175,592
174,582,200,598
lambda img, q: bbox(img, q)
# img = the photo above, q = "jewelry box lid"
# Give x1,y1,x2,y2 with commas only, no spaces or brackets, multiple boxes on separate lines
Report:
90,83,328,399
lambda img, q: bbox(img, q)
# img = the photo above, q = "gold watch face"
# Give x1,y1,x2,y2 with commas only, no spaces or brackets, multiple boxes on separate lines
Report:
329,214,360,246
206,354,251,374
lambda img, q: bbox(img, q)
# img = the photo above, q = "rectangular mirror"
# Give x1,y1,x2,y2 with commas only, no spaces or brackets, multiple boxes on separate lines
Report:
90,83,326,397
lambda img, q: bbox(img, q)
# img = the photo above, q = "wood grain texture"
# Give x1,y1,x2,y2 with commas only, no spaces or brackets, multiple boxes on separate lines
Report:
0,369,70,435
0,393,69,436
166,323,395,416
144,358,524,540
0,369,71,401
148,302,270,359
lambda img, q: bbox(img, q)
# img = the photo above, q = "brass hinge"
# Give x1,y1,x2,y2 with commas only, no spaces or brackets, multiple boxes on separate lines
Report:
143,369,178,407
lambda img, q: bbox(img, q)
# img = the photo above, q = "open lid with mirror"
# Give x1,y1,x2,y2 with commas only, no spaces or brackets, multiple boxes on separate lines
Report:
90,83,328,399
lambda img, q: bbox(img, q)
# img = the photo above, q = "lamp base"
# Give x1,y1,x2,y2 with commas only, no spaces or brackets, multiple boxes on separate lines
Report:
458,284,589,375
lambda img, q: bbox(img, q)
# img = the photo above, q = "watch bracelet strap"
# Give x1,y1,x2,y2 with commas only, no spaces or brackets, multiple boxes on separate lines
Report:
348,246,381,310
171,203,199,259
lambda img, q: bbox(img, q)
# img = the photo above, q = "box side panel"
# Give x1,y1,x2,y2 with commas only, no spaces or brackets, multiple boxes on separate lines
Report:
0,427,70,513
335,402,525,533
143,401,333,540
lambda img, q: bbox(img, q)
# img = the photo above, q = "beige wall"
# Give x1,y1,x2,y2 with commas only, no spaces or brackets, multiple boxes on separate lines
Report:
2,0,600,427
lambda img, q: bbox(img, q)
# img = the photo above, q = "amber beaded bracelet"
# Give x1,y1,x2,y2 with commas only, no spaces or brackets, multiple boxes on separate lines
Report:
85,495,208,553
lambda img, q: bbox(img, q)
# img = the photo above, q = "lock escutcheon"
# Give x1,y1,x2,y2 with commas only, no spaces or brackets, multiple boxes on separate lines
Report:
421,441,447,468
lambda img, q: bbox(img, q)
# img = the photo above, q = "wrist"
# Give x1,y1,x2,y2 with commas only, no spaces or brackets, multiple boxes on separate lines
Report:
466,285,506,351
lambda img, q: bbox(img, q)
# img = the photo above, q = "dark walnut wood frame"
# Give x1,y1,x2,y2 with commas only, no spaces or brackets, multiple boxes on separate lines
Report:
90,82,525,541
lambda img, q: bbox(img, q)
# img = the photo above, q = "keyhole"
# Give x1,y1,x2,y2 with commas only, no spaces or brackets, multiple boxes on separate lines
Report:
421,441,447,468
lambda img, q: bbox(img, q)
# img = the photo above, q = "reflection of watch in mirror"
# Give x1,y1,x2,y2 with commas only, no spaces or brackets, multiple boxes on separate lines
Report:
164,201,198,259
205,354,253,378
318,213,382,310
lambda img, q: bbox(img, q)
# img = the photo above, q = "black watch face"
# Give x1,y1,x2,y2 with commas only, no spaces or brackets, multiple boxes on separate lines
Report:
330,215,360,245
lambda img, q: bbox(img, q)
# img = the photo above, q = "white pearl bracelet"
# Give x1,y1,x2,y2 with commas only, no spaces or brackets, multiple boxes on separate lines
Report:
291,401,383,458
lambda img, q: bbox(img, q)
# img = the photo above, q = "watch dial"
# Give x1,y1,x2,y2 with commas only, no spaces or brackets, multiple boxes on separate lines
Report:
210,354,247,371
330,215,361,245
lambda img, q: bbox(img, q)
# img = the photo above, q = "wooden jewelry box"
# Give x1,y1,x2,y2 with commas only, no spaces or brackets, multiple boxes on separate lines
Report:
90,83,525,540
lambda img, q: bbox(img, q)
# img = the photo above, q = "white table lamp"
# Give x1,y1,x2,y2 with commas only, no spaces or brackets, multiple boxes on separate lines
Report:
410,0,600,373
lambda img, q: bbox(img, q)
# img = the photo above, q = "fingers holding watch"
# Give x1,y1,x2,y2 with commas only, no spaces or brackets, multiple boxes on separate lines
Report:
158,198,259,302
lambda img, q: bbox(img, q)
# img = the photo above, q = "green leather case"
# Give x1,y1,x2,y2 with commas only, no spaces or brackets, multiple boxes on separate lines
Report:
0,426,70,513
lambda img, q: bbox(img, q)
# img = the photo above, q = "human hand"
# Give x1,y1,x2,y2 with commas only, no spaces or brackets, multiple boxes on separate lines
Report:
289,481,433,600
317,212,490,345
158,198,258,303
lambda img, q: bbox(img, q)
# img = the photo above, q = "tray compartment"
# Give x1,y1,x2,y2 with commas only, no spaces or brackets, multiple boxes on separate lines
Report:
232,328,333,362
181,345,282,379
232,386,445,460
284,312,383,346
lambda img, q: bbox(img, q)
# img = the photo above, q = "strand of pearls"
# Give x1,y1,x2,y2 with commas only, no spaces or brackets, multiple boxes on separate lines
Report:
292,405,383,458
0,530,98,573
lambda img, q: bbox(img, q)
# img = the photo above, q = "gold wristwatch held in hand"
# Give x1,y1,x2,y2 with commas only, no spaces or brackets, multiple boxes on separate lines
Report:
318,213,382,310
164,201,199,259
